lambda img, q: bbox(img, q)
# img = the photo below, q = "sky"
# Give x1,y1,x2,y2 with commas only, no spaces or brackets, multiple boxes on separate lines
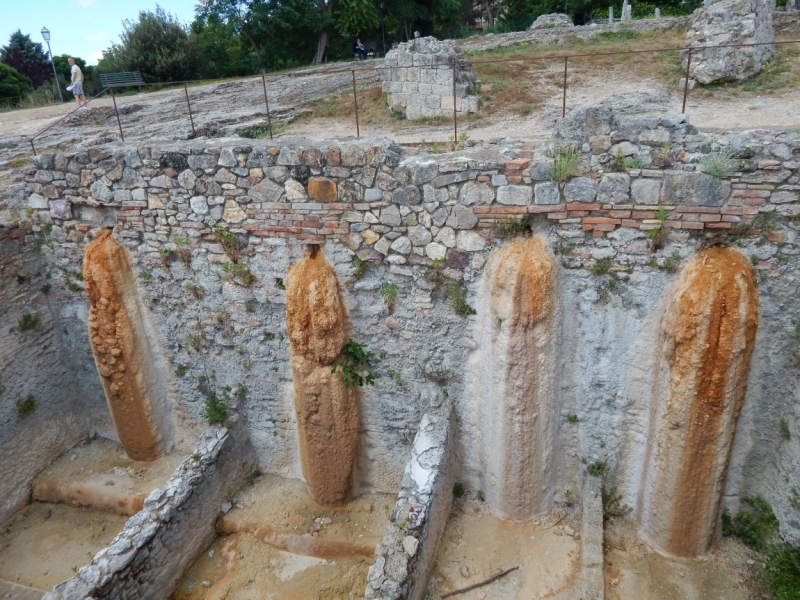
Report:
3,0,198,65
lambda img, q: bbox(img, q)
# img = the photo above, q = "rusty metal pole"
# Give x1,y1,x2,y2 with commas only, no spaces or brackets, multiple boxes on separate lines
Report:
682,48,693,114
562,56,568,118
110,87,124,142
452,59,458,148
184,82,196,139
261,73,273,140
352,70,360,138
30,139,36,156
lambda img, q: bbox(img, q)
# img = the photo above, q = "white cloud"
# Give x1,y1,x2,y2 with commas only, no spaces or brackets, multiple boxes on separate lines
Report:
86,51,104,65
86,32,105,42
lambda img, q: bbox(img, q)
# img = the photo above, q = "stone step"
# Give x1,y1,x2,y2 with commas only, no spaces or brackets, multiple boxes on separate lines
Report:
0,579,45,600
31,436,183,516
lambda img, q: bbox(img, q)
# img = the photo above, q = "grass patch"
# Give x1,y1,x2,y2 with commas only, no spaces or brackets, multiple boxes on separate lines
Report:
18,312,39,332
698,152,736,178
491,215,531,239
550,146,580,182
380,282,398,313
446,283,476,317
722,496,779,552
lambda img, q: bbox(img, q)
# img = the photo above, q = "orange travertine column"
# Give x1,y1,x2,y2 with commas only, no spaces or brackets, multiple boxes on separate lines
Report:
83,229,174,461
478,237,558,521
640,246,758,557
285,246,358,507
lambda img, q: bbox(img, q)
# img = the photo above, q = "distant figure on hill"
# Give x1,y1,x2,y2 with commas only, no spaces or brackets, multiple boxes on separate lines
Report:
414,31,421,39
67,58,86,109
355,38,367,60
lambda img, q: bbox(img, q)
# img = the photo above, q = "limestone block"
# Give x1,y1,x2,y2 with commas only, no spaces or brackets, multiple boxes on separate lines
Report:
631,178,662,205
248,179,284,202
190,196,209,215
534,182,561,205
218,147,237,167
660,171,731,206
771,191,799,204
459,181,495,205
380,205,402,227
564,177,597,203
638,128,671,146
392,186,422,205
49,199,72,220
28,193,48,209
391,236,412,254
435,227,456,247
456,230,486,251
597,173,631,204
497,185,533,206
408,225,433,246
426,242,447,259
446,205,478,229
223,199,246,223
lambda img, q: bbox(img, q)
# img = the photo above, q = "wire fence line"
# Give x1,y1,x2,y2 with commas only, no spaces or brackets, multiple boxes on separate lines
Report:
27,38,800,156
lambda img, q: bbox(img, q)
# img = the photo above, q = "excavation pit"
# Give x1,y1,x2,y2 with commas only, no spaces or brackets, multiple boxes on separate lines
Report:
171,473,396,600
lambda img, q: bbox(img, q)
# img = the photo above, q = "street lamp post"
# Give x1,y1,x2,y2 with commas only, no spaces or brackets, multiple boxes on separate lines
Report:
40,27,64,103
379,2,386,57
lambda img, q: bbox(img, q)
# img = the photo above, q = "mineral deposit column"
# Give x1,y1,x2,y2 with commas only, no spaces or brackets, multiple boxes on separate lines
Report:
83,230,174,461
477,237,558,521
285,246,359,507
640,247,758,557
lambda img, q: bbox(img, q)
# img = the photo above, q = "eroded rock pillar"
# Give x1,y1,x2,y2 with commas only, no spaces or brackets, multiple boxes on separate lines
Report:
477,237,558,521
640,246,758,557
285,246,358,507
83,230,174,461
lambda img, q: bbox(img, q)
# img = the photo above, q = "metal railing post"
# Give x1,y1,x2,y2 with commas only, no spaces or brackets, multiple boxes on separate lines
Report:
452,59,458,147
352,70,360,138
110,88,125,142
261,73,273,140
184,82,196,138
562,56,568,118
682,47,693,114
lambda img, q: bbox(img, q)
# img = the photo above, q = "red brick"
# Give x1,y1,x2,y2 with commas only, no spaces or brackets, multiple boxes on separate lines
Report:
519,150,534,159
592,230,605,238
547,212,568,220
699,214,722,222
681,213,701,222
569,210,590,217
583,217,621,225
506,158,531,169
621,220,640,228
632,211,656,219
721,207,744,215
582,224,594,231
608,210,631,219
478,175,490,182
682,222,705,230
473,207,492,214
744,198,767,206
567,203,600,211
529,205,565,214
507,175,523,184
705,222,732,229
665,220,682,229
593,223,617,232
674,206,721,214
491,206,529,215
766,232,785,243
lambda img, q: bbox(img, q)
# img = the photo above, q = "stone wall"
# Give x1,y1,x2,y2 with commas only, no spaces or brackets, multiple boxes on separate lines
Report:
364,413,454,600
17,120,800,545
0,222,106,524
43,422,256,600
381,38,480,119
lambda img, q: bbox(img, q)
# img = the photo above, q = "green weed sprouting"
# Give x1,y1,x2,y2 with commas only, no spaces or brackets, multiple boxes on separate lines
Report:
491,215,531,239
698,152,736,179
16,394,36,420
18,312,39,332
446,283,476,317
380,282,398,312
332,339,379,387
550,145,580,182
222,261,257,288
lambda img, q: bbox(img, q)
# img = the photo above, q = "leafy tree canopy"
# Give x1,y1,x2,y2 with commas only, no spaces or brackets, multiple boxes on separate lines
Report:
1,30,52,87
0,62,32,101
100,6,199,82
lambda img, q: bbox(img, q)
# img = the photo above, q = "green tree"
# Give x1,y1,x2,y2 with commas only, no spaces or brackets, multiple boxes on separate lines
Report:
1,30,52,88
334,0,379,37
0,63,32,102
101,6,199,82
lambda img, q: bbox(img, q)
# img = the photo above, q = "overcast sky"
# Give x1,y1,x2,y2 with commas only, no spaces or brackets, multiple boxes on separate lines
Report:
3,0,198,65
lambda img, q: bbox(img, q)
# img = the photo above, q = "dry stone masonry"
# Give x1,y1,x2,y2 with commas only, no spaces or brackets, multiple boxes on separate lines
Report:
684,0,776,85
381,37,480,120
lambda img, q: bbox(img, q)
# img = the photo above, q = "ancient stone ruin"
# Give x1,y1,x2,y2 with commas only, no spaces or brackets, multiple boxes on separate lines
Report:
381,37,480,120
529,13,575,29
684,0,776,84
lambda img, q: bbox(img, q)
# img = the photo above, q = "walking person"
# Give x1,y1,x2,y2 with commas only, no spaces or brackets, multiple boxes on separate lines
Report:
67,58,87,109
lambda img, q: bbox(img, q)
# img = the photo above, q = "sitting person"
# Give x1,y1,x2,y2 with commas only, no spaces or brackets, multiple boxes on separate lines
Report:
355,38,367,60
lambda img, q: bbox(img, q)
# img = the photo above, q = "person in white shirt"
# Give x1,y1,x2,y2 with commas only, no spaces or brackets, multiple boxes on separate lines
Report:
68,58,87,108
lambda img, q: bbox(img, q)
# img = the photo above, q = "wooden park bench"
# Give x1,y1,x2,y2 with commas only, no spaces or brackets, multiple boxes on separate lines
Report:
99,72,146,91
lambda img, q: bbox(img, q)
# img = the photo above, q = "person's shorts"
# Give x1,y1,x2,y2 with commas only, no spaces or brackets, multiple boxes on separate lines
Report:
71,82,84,96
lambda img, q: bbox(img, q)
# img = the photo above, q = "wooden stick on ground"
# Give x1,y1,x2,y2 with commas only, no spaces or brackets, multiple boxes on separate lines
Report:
440,566,520,599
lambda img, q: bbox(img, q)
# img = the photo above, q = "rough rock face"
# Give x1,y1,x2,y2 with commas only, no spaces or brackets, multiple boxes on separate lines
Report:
83,230,174,461
530,13,575,29
476,237,558,522
684,0,775,85
381,37,480,120
285,245,358,507
639,247,758,557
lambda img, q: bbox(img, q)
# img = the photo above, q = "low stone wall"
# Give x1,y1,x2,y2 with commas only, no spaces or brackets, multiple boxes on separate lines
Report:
43,422,256,600
381,37,480,119
364,413,454,600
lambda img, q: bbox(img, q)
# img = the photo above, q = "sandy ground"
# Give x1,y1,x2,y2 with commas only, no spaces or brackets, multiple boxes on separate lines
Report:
424,498,581,600
172,473,395,600
604,519,765,600
0,502,127,591
32,436,184,516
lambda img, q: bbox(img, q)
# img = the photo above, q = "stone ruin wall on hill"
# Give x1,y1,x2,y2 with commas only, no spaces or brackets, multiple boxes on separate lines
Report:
2,115,800,564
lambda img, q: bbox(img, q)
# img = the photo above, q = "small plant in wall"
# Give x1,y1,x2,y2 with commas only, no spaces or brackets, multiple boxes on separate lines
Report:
213,225,243,263
185,282,205,300
173,236,192,267
16,394,36,420
550,145,581,182
332,339,379,387
563,490,574,506
422,257,447,285
491,215,531,239
380,282,398,313
698,151,736,179
198,372,227,425
445,283,476,317
646,206,673,252
18,312,40,332
222,261,257,288
347,256,369,285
